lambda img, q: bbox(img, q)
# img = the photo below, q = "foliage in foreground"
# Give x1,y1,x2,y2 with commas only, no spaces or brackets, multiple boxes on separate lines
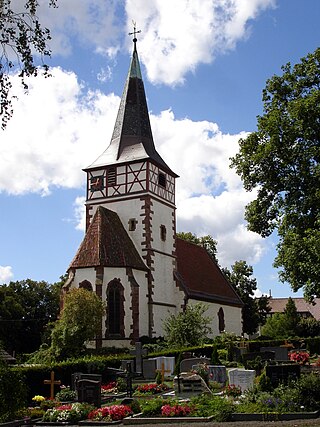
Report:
163,303,212,347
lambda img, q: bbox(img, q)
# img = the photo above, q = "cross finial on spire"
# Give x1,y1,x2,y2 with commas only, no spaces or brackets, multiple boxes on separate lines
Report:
129,20,141,51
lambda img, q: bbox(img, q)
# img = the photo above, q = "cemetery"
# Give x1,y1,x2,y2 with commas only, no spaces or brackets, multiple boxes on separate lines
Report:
2,337,320,425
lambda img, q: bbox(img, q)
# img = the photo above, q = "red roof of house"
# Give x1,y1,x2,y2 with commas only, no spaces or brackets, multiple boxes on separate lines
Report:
175,238,243,307
69,206,148,271
268,298,320,320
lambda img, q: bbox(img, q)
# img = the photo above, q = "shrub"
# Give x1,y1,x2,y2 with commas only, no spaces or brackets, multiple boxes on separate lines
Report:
0,362,27,422
42,402,94,422
140,398,165,416
289,351,310,365
161,403,193,417
191,394,234,421
88,405,132,421
55,386,77,401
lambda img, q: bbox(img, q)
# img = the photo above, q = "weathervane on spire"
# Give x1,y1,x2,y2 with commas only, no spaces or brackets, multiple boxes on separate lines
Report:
129,21,141,50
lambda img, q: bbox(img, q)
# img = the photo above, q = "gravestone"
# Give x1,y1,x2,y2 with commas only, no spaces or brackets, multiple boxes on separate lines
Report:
154,356,175,375
77,379,101,407
261,346,288,361
228,368,255,392
180,357,210,373
143,358,157,380
130,342,148,374
207,365,227,385
265,364,300,387
121,359,134,372
71,373,102,391
174,373,211,396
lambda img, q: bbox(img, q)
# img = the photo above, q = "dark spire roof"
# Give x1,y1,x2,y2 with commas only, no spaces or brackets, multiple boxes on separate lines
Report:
175,238,243,307
69,206,148,271
86,39,177,177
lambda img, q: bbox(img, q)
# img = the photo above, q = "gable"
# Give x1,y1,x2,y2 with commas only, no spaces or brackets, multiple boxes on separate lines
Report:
69,206,148,271
175,238,243,307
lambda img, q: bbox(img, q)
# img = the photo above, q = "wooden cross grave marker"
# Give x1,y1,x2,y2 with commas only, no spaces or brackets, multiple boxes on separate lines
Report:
156,362,171,384
44,370,61,399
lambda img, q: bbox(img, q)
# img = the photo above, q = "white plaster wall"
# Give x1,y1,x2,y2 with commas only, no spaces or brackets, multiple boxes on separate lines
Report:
188,299,243,337
72,268,96,289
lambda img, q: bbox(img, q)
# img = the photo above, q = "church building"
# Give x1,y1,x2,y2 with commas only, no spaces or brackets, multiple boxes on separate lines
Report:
64,33,243,348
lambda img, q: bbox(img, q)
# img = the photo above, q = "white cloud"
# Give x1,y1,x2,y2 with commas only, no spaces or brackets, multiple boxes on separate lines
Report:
0,68,119,196
0,266,13,284
74,196,86,231
125,0,276,85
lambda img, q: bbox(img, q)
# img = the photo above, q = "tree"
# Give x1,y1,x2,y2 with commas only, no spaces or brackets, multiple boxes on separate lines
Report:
177,232,218,263
223,260,261,335
0,278,61,353
261,313,289,339
51,288,105,360
230,48,320,301
163,303,212,347
284,297,300,336
0,0,57,129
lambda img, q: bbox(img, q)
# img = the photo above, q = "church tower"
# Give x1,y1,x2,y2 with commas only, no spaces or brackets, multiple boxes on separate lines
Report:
67,30,182,346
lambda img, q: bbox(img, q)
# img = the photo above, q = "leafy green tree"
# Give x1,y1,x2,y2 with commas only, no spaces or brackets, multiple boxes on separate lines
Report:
223,260,261,335
257,294,271,326
230,48,320,301
0,0,57,129
51,288,105,360
163,303,212,347
177,232,218,263
284,297,300,336
0,278,61,353
261,312,289,339
297,317,320,338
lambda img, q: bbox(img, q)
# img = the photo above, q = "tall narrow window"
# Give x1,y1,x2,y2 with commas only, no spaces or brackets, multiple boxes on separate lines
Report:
106,279,124,337
158,172,166,188
218,307,225,333
160,225,167,241
129,218,137,231
107,167,116,186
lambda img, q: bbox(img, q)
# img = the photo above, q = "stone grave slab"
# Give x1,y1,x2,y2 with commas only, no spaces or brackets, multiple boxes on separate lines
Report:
266,364,300,387
180,357,210,373
228,368,255,392
71,373,102,391
143,358,157,380
208,365,227,385
174,373,211,396
261,346,288,361
77,379,101,407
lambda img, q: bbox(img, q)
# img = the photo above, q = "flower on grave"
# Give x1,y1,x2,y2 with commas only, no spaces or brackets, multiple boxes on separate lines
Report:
42,402,94,422
101,381,117,395
192,363,209,384
32,395,45,402
88,405,133,421
223,384,242,397
289,351,310,365
161,404,193,417
134,383,169,395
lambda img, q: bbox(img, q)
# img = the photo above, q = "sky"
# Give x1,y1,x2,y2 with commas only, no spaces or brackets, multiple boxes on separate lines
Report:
1,0,319,298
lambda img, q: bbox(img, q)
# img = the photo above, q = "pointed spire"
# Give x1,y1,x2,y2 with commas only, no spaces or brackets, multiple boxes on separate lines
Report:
86,26,177,177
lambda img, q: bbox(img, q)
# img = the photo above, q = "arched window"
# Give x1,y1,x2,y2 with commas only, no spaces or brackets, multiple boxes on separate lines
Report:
106,279,125,338
218,307,225,333
79,280,93,291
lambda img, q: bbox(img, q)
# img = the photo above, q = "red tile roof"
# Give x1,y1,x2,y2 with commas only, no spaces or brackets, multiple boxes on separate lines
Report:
268,298,320,320
175,238,243,307
69,206,148,271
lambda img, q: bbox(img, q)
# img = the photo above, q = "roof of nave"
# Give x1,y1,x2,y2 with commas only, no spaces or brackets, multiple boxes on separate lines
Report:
175,238,244,307
69,206,148,271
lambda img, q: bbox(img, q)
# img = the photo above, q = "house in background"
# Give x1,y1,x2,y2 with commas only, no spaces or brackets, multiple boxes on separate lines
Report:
268,297,320,320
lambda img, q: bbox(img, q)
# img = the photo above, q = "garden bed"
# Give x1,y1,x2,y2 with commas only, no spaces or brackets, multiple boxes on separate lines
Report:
231,410,320,422
123,413,214,425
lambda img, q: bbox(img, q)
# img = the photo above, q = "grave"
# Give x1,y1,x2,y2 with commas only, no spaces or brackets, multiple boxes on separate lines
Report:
77,378,101,407
242,351,275,369
154,356,175,375
228,368,255,392
71,372,102,391
174,373,211,396
261,346,289,361
129,342,148,374
180,357,210,373
265,363,301,387
142,358,157,380
43,370,61,400
207,365,227,386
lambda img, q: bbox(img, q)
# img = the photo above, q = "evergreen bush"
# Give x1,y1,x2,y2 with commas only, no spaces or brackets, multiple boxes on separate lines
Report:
0,362,27,422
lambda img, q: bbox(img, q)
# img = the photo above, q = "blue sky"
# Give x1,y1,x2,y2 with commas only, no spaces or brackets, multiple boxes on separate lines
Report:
1,0,319,298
